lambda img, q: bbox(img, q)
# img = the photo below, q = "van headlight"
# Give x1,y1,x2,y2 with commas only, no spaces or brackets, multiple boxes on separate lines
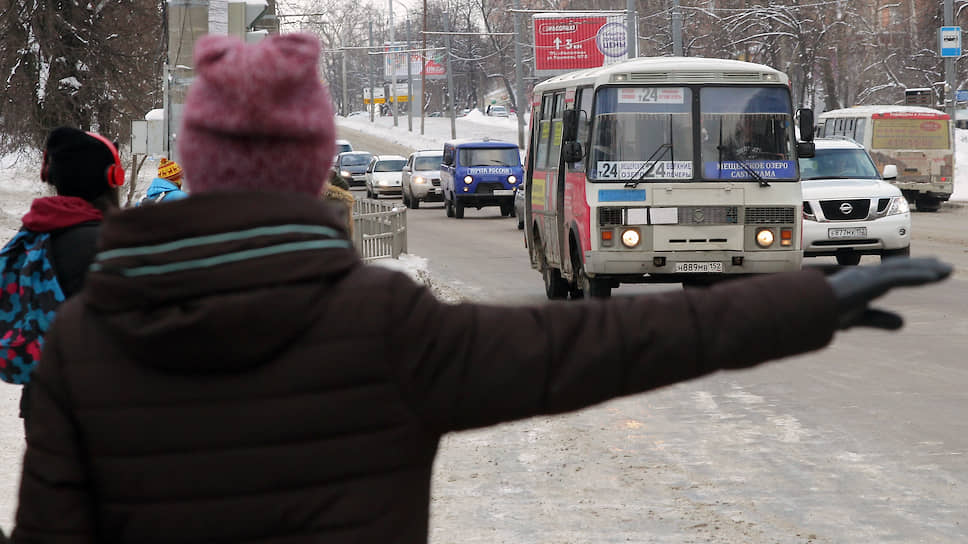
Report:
755,228,775,248
507,175,517,184
463,175,473,184
887,196,910,215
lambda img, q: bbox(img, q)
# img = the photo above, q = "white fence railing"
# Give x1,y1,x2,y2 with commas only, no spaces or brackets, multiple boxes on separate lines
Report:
352,199,407,261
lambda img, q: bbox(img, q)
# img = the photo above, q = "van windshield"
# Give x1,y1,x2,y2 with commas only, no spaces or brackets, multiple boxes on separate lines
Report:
459,147,520,167
414,156,443,170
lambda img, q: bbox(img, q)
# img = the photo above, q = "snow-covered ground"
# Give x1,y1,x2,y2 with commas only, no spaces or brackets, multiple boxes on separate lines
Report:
0,116,966,535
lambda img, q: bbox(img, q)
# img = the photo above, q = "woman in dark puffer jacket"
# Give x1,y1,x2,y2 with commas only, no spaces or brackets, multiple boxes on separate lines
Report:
12,34,950,544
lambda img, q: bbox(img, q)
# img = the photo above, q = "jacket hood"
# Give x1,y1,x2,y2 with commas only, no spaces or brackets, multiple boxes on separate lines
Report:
146,177,183,197
21,196,103,232
83,191,360,374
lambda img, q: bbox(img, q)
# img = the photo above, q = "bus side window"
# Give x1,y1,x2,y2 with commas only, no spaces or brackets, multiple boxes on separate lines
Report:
535,94,553,170
548,92,565,168
855,119,867,145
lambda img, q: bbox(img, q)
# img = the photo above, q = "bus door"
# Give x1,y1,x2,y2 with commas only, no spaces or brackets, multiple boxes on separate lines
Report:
532,92,565,267
561,86,593,279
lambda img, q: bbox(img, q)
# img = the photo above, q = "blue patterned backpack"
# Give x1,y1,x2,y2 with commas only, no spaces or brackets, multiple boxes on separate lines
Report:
0,228,65,384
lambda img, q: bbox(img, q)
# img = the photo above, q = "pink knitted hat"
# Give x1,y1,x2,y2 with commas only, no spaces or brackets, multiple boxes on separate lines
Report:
178,33,336,196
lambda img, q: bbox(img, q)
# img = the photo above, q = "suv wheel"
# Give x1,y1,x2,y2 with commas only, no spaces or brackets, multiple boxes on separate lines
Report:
881,246,911,261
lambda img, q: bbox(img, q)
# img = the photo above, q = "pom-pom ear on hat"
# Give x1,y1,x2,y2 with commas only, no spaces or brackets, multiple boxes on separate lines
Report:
157,158,183,185
178,33,336,196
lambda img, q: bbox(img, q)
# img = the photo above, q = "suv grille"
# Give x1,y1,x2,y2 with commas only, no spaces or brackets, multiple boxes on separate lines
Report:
431,179,441,187
820,199,870,221
745,207,795,224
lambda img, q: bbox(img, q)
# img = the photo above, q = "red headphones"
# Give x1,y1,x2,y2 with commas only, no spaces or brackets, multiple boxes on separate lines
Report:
40,131,125,188
85,132,126,188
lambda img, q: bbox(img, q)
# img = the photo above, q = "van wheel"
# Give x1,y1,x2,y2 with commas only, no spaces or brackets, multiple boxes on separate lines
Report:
500,203,513,217
445,196,454,217
454,198,465,219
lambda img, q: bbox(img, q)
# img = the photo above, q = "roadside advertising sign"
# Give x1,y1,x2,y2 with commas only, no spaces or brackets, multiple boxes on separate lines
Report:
384,42,446,80
533,13,628,75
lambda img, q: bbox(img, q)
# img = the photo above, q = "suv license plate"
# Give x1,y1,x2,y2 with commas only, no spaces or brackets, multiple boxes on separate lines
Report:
828,227,867,239
674,262,724,273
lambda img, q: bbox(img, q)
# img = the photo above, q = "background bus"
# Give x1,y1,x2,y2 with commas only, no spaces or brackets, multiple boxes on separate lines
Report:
524,57,815,299
817,105,953,212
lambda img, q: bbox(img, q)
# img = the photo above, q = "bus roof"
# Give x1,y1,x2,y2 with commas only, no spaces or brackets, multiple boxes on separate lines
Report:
533,56,788,93
819,105,949,119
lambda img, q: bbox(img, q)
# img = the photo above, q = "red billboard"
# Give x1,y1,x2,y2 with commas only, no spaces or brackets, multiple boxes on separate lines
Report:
533,13,628,75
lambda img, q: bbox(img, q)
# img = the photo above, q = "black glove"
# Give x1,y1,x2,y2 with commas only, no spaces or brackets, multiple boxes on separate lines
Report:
827,257,952,329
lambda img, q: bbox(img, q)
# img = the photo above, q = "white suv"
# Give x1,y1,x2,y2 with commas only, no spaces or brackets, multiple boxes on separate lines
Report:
799,138,911,265
401,150,444,208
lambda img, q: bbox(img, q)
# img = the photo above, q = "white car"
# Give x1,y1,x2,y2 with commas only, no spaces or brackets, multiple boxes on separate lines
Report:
401,150,444,208
365,155,407,198
799,138,911,266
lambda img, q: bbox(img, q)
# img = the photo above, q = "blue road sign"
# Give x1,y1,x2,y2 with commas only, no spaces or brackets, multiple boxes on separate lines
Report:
940,26,962,58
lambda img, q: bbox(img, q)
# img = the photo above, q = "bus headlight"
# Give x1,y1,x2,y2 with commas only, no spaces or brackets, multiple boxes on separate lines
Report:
507,175,517,184
621,228,640,248
463,175,473,184
414,176,427,184
888,196,910,215
755,228,775,248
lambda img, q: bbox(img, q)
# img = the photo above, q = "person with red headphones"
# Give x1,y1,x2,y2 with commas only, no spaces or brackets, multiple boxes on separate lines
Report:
0,126,122,425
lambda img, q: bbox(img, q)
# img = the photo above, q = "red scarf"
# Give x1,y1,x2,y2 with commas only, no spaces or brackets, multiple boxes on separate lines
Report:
22,196,104,232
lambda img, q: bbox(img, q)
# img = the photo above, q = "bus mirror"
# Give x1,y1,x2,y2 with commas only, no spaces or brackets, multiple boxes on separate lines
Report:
798,108,815,141
797,141,815,159
882,164,898,180
563,141,584,163
562,109,579,141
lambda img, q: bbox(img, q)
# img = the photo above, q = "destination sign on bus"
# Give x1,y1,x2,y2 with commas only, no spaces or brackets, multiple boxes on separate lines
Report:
703,160,796,180
618,88,686,104
597,160,693,180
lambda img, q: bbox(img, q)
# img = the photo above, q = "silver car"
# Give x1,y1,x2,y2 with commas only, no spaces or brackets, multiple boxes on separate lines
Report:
401,150,444,208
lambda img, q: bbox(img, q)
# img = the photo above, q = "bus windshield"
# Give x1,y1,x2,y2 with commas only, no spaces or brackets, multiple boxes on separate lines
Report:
871,117,950,150
590,87,694,181
700,87,797,181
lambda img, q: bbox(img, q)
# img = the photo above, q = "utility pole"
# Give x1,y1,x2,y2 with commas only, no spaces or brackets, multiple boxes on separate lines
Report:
341,48,348,116
945,0,956,122
444,11,456,139
421,0,428,135
389,0,398,127
407,18,413,132
672,0,683,56
626,0,637,58
512,0,526,148
369,22,376,122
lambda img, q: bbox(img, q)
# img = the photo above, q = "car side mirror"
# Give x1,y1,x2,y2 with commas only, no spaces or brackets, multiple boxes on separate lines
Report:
797,141,815,159
882,164,898,180
562,141,584,163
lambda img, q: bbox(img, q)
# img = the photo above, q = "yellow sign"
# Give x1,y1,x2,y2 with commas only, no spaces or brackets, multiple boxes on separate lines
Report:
871,119,950,150
531,177,546,206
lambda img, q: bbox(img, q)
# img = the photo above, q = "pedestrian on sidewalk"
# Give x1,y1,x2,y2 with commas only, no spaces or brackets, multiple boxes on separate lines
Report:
0,127,121,427
12,33,952,544
137,157,188,205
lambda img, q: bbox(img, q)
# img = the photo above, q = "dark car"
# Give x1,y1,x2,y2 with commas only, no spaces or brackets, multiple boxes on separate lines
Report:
333,151,373,187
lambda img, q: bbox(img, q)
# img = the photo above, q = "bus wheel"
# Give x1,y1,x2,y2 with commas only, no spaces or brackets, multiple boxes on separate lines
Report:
915,196,941,212
454,198,465,219
577,261,611,298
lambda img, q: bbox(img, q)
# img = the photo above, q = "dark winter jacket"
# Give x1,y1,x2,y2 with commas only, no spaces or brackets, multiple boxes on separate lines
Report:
15,196,103,420
13,191,839,544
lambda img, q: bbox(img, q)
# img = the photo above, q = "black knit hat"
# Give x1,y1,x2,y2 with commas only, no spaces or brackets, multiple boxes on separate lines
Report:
42,127,115,201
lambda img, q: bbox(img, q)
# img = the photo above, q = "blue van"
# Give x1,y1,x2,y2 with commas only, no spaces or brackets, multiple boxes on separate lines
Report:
440,138,523,219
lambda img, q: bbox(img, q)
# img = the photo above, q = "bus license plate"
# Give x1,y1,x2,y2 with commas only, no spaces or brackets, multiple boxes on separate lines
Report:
828,227,867,239
675,262,724,273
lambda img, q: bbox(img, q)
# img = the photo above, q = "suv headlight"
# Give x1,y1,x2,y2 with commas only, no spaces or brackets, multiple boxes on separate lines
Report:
887,196,910,216
803,201,816,221
414,176,426,184
341,170,351,177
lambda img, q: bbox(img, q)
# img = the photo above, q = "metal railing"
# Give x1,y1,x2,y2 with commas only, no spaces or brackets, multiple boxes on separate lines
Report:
352,198,407,261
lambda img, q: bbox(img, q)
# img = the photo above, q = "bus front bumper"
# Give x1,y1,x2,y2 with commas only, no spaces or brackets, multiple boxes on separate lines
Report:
584,249,801,277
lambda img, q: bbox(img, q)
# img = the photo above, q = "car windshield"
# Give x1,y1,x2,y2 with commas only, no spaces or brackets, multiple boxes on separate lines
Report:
798,148,880,180
414,156,443,170
375,160,406,172
341,154,371,166
459,147,520,166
